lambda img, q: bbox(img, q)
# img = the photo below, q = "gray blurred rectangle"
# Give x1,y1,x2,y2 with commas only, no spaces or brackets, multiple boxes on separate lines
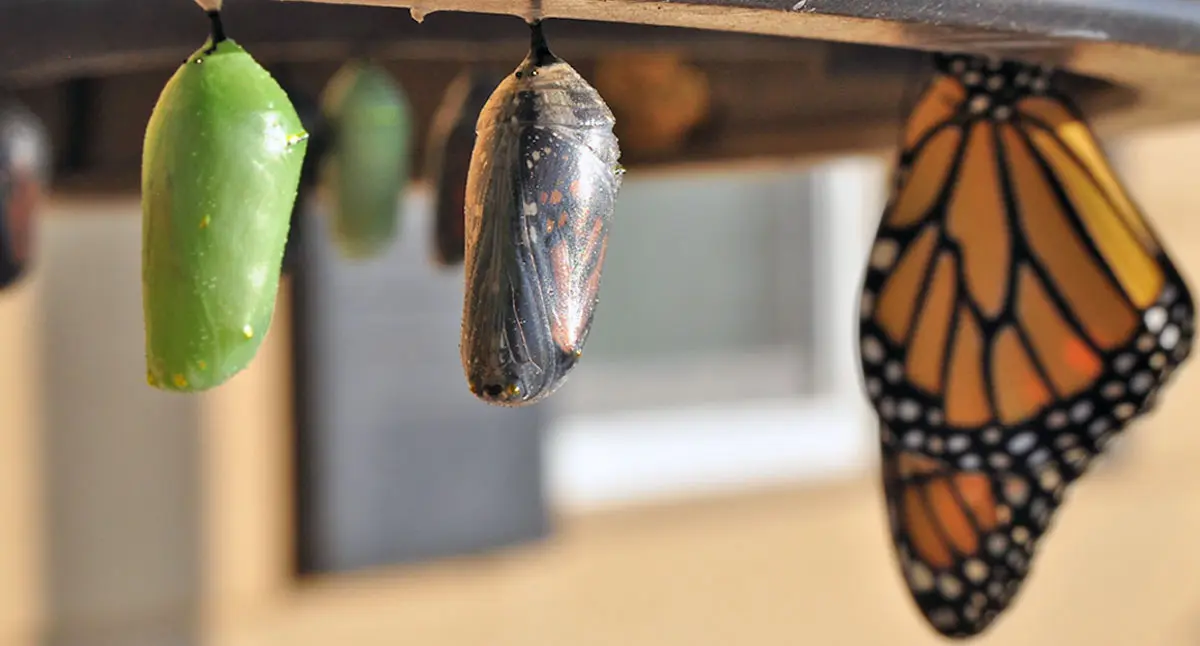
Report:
550,167,819,416
293,193,548,575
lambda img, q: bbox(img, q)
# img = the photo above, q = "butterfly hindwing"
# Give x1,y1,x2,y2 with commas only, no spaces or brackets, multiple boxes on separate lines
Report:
881,423,1067,638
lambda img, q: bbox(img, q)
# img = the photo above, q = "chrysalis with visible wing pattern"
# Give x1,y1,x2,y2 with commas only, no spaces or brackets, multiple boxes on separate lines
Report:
426,68,502,267
461,21,624,406
319,59,412,259
142,9,309,392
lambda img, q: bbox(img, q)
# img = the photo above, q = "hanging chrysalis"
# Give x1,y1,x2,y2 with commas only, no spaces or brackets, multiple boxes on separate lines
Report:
426,68,502,267
461,21,624,406
142,2,309,392
319,59,412,259
0,100,51,291
279,81,329,277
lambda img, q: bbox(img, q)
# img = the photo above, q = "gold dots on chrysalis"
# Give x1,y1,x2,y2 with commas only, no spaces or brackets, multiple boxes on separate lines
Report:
173,374,188,388
242,324,255,339
199,215,211,229
197,360,207,370
147,370,158,387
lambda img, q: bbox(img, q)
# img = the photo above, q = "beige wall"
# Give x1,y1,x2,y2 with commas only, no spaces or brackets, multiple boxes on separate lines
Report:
0,272,41,646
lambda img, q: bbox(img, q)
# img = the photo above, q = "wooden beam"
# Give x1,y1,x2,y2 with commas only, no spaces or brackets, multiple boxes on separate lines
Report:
5,0,1200,190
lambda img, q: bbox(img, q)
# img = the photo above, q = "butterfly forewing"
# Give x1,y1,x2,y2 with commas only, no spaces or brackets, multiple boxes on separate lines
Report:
859,53,1195,482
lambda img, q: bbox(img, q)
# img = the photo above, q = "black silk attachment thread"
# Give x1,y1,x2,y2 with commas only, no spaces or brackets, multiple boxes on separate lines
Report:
528,20,556,67
205,10,226,54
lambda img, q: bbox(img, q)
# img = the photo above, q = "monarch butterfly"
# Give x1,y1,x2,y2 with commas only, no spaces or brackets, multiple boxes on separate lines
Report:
880,422,1066,637
0,100,50,290
860,53,1194,480
426,68,503,267
460,20,623,406
319,59,412,260
142,6,309,392
862,52,1195,636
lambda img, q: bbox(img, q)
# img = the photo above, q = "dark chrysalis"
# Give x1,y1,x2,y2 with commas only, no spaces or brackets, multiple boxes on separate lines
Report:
426,68,503,267
278,80,329,277
862,51,1195,638
0,100,51,290
460,21,624,406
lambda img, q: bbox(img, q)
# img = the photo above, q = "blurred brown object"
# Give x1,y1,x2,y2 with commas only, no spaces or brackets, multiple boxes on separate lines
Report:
593,51,712,159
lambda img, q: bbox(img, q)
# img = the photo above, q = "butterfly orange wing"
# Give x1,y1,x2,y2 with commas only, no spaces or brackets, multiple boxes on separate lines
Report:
859,54,1195,483
880,423,1066,637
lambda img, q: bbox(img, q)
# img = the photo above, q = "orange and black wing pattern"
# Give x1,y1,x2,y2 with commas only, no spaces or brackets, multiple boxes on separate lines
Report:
881,423,1067,637
859,53,1195,483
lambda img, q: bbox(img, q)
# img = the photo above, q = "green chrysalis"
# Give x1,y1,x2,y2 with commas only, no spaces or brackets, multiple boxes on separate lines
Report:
142,10,309,393
278,79,330,277
319,59,412,259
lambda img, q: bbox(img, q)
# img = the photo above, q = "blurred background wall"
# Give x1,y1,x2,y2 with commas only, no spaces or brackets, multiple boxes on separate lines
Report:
2,75,1200,646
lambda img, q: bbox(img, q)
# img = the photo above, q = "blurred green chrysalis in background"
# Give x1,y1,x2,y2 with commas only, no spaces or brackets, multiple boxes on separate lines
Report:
142,7,309,393
0,99,51,290
319,59,412,259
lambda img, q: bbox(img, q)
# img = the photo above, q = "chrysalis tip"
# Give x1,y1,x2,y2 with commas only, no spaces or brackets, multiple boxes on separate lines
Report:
194,0,222,11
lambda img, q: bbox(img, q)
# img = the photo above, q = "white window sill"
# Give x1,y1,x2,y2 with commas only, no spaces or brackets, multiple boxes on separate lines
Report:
545,395,874,511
